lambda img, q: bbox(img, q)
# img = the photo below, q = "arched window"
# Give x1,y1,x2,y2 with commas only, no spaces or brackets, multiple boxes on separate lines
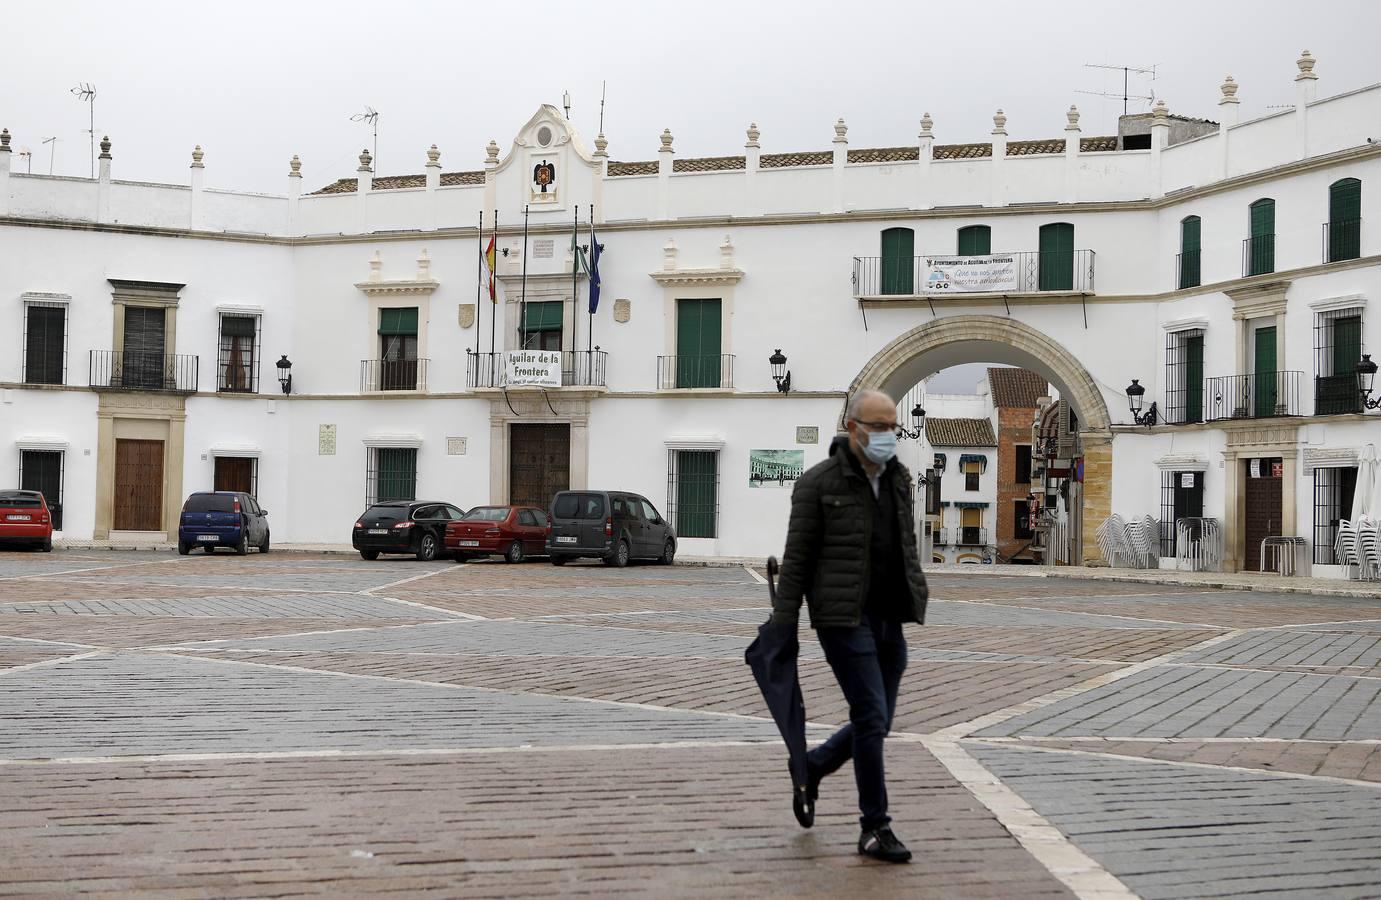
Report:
957,224,991,255
1178,216,1201,289
1247,198,1275,276
880,227,914,295
1038,222,1074,291
1328,178,1361,262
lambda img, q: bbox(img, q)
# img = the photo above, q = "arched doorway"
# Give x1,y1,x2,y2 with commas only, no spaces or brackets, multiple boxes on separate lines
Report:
847,315,1114,565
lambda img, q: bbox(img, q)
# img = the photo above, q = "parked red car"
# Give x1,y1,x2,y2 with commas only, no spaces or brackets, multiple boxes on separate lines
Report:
0,490,54,552
445,505,550,563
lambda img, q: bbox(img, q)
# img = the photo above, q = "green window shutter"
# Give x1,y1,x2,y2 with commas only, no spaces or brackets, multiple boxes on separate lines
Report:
1333,315,1362,376
1179,216,1201,289
521,301,563,332
379,307,419,335
1038,223,1074,291
676,299,722,388
1254,326,1278,417
1185,333,1204,423
1329,178,1361,262
1249,200,1275,275
957,225,991,255
25,306,65,384
376,448,417,502
880,227,914,295
221,315,256,337
675,450,717,538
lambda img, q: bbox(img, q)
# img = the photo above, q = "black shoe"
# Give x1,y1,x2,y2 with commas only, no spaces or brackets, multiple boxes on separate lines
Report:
858,826,912,863
792,784,814,829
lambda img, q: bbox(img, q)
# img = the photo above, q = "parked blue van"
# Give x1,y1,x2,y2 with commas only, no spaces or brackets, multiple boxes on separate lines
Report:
177,491,270,555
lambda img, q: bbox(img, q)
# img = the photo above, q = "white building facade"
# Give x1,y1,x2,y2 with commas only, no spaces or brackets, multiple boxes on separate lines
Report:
2,52,1378,574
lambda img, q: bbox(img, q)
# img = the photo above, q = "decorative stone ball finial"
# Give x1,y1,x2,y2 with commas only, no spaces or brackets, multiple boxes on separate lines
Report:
1296,49,1318,80
99,135,111,159
833,118,847,142
289,154,302,177
1066,105,1081,129
358,148,372,173
660,128,674,151
745,122,760,149
1152,99,1170,121
0,128,11,151
426,144,440,166
191,145,204,168
1220,75,1240,103
992,109,1007,135
593,133,608,156
485,140,500,164
920,112,933,136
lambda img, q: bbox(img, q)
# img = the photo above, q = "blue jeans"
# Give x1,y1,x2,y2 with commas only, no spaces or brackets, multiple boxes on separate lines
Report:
808,612,907,831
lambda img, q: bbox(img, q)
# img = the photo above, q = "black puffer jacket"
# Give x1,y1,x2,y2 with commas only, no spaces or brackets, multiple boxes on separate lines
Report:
773,436,928,627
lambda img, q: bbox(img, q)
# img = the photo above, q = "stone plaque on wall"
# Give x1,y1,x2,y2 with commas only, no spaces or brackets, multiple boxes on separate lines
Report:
796,426,819,445
447,437,467,456
613,298,631,323
532,238,554,259
459,304,476,329
318,424,337,455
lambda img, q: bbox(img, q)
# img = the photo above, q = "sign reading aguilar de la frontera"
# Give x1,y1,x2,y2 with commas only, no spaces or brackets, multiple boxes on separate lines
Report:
924,254,1018,293
505,350,562,387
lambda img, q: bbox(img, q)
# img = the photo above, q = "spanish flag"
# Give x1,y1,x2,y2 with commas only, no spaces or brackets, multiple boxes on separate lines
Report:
483,235,498,303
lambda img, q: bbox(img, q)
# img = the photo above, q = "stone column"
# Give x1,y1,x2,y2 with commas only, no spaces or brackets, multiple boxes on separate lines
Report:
424,144,441,231
0,128,11,217
1295,50,1318,160
831,118,847,214
1080,434,1114,565
287,155,302,235
1218,76,1240,180
483,140,499,216
915,113,933,211
97,136,112,223
355,149,372,234
657,128,674,220
989,110,1007,208
592,133,609,224
1149,100,1170,199
744,123,760,218
1063,106,1081,203
189,145,205,230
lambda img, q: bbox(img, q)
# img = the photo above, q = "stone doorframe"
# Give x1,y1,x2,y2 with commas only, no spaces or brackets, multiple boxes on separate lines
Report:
94,392,187,539
485,390,599,504
1221,422,1300,573
846,314,1115,564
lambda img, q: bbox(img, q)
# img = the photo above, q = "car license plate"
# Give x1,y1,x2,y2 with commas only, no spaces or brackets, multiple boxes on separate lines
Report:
556,535,577,544
6,514,31,521
368,529,388,535
197,534,218,541
457,540,480,547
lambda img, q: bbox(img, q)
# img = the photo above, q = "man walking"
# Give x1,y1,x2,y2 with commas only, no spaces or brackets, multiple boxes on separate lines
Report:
771,389,929,863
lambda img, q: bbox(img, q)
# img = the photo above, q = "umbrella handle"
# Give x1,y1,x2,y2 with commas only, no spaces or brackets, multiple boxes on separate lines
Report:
765,556,779,605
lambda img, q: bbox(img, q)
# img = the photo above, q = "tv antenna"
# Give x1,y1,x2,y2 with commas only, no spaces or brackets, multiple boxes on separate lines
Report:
42,137,58,175
598,80,607,133
70,82,96,177
1077,63,1157,116
17,147,31,174
351,106,379,172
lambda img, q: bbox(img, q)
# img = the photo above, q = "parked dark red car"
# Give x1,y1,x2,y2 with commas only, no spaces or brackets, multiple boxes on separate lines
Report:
445,505,550,563
0,490,54,552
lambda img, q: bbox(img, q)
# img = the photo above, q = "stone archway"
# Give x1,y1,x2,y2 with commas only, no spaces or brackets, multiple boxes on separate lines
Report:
848,315,1114,565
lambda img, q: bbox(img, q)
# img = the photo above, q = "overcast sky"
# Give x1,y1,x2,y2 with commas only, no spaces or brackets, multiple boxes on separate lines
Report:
5,0,1378,192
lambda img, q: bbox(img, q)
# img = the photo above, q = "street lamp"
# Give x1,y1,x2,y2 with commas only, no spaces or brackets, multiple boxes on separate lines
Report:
897,403,926,440
1125,379,1158,427
769,349,791,394
1358,354,1380,410
276,355,293,394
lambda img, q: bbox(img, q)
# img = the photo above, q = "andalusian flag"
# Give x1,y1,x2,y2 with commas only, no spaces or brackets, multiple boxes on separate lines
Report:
483,235,498,303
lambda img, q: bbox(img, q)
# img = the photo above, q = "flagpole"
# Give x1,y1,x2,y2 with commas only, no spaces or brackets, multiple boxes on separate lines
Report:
519,204,530,350
588,204,595,355
474,210,483,363
571,205,580,381
489,209,498,386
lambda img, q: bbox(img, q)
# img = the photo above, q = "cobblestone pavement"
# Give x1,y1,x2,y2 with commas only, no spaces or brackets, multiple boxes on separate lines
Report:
0,551,1378,898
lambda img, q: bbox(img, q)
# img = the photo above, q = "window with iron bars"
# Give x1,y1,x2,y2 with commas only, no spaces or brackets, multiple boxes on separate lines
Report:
1312,465,1357,565
19,449,64,530
218,314,261,393
666,450,718,539
1164,328,1205,424
1313,308,1363,415
23,300,68,385
1159,470,1204,556
365,447,418,507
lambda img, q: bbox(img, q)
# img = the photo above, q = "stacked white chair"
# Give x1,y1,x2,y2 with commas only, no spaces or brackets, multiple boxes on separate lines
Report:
1177,517,1223,573
1335,520,1361,580
1358,518,1381,581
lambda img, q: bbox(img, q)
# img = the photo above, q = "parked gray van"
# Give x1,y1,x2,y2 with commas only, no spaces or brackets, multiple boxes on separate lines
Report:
546,490,676,567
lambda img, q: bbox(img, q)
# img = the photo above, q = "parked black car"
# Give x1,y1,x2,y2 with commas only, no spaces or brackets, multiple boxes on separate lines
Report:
353,500,467,561
546,490,676,567
178,491,270,555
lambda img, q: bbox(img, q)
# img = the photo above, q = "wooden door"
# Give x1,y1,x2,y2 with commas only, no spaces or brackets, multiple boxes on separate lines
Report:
1249,199,1275,275
114,439,164,531
214,456,254,494
1328,178,1361,261
509,424,570,510
1242,458,1283,572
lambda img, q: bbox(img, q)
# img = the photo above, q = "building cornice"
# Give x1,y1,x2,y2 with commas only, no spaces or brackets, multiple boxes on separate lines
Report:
354,280,439,297
649,267,744,287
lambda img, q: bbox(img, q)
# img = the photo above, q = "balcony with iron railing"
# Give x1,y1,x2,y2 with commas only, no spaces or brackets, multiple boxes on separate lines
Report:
465,349,608,389
934,527,949,546
361,358,429,392
656,354,736,390
1314,374,1362,415
956,526,989,547
1323,218,1362,263
1204,371,1302,421
89,350,199,393
1175,249,1201,290
1242,234,1276,277
852,250,1095,297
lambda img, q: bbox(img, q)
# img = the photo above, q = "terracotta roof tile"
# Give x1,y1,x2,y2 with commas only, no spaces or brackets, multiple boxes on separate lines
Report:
986,368,1048,409
1007,138,1065,156
847,146,919,164
925,417,997,447
932,142,993,160
310,170,484,195
1080,135,1118,152
606,160,658,177
760,150,833,168
673,155,746,173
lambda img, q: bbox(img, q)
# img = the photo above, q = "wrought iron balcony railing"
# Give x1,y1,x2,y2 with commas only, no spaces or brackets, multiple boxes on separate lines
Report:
1204,371,1302,421
1242,234,1275,277
852,250,1095,297
89,350,199,392
361,358,428,392
1175,249,1201,290
465,350,608,389
1314,374,1362,416
957,526,989,547
1323,218,1361,263
656,354,735,390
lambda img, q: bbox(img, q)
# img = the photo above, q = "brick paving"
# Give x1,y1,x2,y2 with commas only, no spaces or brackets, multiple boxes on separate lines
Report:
0,550,1378,897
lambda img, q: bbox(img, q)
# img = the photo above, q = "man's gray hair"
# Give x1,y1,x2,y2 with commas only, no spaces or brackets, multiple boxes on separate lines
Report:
845,388,892,421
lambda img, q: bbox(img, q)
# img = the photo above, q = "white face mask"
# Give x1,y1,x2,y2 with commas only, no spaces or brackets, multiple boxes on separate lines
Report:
861,428,897,465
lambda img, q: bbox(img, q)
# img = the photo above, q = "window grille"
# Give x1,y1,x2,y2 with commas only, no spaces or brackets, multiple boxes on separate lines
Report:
365,447,418,506
18,450,64,530
1159,470,1204,556
1164,328,1205,424
217,314,261,393
1312,465,1358,565
22,301,68,385
667,450,718,538
1313,308,1363,415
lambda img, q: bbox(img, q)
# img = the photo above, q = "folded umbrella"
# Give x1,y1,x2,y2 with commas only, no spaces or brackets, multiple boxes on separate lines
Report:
744,556,813,827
